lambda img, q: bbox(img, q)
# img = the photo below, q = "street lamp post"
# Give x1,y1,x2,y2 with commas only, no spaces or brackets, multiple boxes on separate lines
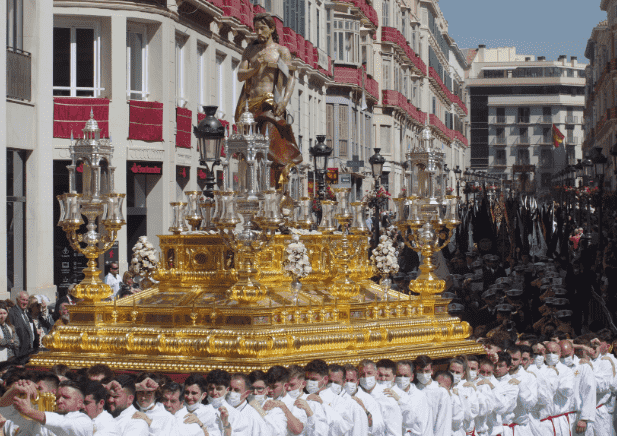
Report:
194,106,225,199
454,165,462,199
369,148,386,248
309,135,333,201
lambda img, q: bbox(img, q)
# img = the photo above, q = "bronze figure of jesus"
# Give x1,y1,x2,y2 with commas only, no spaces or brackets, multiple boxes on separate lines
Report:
236,13,303,178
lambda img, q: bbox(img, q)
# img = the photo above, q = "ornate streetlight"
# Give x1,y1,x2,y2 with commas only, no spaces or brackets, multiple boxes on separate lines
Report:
194,106,225,199
57,111,125,302
309,135,333,201
369,148,386,248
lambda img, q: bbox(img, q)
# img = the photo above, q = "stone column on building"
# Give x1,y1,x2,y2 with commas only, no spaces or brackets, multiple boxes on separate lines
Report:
0,0,8,299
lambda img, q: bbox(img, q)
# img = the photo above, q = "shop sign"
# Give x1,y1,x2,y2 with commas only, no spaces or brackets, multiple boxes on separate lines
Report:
130,162,163,174
198,168,208,180
177,165,190,182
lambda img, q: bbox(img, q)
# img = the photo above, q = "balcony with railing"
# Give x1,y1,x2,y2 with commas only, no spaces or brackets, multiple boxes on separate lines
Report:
565,116,578,124
493,116,507,124
537,136,552,146
517,116,531,124
493,158,507,167
565,136,579,145
537,115,554,124
515,136,531,146
491,136,507,146
7,47,31,101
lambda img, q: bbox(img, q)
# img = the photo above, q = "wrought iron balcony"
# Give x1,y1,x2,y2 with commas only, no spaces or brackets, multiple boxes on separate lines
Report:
7,47,31,101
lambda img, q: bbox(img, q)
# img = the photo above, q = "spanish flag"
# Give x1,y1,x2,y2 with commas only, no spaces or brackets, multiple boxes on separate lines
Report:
552,124,564,148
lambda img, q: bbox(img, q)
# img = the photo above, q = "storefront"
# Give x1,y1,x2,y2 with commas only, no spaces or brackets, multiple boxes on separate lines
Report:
7,150,28,296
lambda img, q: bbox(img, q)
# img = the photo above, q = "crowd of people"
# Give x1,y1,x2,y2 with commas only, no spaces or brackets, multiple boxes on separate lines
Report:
1,328,617,435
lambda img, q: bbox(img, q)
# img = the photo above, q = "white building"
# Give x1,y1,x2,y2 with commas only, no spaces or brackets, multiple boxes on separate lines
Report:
465,46,586,194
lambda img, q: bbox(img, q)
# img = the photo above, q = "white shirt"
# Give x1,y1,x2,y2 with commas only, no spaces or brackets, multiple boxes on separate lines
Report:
352,387,385,436
44,410,94,436
490,374,519,436
562,358,596,422
104,273,122,296
138,402,179,436
452,380,479,435
185,403,222,436
338,389,369,436
92,410,120,436
114,405,150,436
362,383,402,436
416,379,452,436
0,405,46,436
236,400,271,436
397,383,433,436
171,406,204,436
506,367,538,426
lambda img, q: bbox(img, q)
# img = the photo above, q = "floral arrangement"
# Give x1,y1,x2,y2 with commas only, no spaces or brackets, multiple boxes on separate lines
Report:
371,234,399,276
283,235,312,279
399,188,408,197
446,187,454,195
130,236,158,277
311,186,336,212
576,186,599,197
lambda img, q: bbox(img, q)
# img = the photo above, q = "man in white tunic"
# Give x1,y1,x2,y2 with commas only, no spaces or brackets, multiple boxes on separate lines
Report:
133,373,179,436
343,364,386,436
448,357,479,436
229,373,272,436
384,359,433,436
107,375,150,436
325,363,368,436
13,379,93,436
580,337,613,436
560,340,596,435
358,359,402,436
160,382,206,436
263,365,307,436
285,365,330,436
487,353,519,436
0,378,48,436
82,380,120,436
183,374,216,431
522,343,557,435
414,355,452,436
504,345,538,436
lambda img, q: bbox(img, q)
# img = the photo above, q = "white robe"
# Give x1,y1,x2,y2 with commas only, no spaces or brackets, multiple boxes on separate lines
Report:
44,410,94,436
353,387,386,436
138,402,180,436
279,392,309,436
452,380,479,435
526,364,558,435
171,406,205,436
591,356,614,436
474,378,497,436
417,379,452,436
0,405,47,436
490,375,519,436
236,400,272,436
503,367,538,436
92,410,120,436
397,384,433,436
562,359,597,436
113,405,150,436
362,383,402,436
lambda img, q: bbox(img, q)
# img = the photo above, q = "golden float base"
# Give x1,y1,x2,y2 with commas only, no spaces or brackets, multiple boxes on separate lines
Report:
31,234,483,372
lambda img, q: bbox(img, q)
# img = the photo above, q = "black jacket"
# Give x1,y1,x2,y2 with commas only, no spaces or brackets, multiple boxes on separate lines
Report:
8,306,34,357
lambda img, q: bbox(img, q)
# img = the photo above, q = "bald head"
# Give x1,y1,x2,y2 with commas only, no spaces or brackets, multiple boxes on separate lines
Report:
546,341,561,356
559,340,573,358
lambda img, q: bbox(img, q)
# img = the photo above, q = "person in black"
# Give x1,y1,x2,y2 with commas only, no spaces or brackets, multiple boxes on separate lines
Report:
8,291,34,357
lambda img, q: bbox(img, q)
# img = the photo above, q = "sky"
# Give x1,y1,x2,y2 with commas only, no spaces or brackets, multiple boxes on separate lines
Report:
439,0,608,64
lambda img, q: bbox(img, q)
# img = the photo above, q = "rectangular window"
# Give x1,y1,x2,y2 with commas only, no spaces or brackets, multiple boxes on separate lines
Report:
127,25,148,100
432,97,436,115
316,9,320,49
339,105,349,157
517,149,530,165
383,58,390,89
380,125,391,154
176,35,187,107
382,0,390,27
197,43,208,106
216,53,225,116
517,107,530,123
327,9,331,57
495,149,506,165
7,0,23,50
53,21,102,97
326,104,334,150
540,148,553,168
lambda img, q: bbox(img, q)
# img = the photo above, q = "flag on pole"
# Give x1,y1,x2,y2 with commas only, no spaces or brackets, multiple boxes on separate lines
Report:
552,124,564,148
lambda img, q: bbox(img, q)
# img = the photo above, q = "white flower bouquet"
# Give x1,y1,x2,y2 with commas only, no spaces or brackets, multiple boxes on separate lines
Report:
130,236,159,277
283,235,312,279
371,234,399,276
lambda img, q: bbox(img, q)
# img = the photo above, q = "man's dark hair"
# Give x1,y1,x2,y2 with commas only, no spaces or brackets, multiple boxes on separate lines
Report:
253,13,279,43
266,366,290,385
465,355,479,365
231,373,252,392
248,370,266,386
328,364,346,378
434,370,453,386
3,369,35,387
86,364,114,383
205,369,231,388
478,358,494,368
343,364,358,375
287,365,305,381
82,379,108,403
58,380,85,399
496,351,512,367
519,344,533,356
376,359,397,374
506,345,522,355
114,374,137,397
305,359,329,376
35,372,60,392
161,381,184,400
397,360,415,373
448,357,467,371
414,355,433,370
184,374,206,393
51,364,69,377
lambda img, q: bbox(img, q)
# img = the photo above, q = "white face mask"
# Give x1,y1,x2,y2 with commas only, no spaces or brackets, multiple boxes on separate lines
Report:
344,382,357,396
561,356,573,366
186,402,201,412
468,370,478,380
546,353,559,366
328,383,342,395
287,388,302,399
395,376,411,390
534,355,545,367
250,394,266,406
450,372,462,385
478,374,490,381
416,373,432,385
208,395,225,409
226,391,242,408
377,380,393,388
306,380,321,394
359,376,376,391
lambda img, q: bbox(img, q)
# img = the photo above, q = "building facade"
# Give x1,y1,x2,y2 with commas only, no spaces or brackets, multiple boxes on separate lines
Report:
465,46,586,195
584,3,616,190
2,0,469,298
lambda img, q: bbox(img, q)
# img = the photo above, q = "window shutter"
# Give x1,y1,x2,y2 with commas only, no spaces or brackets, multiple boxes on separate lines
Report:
326,104,334,149
298,0,305,37
339,105,348,157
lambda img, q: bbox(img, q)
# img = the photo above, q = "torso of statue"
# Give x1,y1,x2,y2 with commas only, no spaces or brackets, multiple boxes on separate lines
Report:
244,41,284,99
